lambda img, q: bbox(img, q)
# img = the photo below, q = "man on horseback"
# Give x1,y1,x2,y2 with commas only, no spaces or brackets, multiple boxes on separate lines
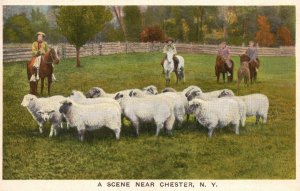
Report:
161,38,179,70
217,41,232,76
245,41,259,72
30,32,57,82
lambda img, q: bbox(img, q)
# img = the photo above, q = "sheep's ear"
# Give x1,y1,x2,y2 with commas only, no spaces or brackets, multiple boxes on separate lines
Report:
115,93,121,99
129,90,133,97
37,111,42,114
50,110,55,113
68,102,72,106
95,89,100,94
133,92,137,96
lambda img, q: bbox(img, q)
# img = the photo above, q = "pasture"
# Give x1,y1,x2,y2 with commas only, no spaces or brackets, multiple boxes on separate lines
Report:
3,52,295,179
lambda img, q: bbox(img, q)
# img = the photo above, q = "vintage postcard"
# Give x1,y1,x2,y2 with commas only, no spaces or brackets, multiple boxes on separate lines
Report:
0,0,299,191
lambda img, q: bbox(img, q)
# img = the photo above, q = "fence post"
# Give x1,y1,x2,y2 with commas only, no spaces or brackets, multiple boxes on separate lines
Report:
62,43,66,59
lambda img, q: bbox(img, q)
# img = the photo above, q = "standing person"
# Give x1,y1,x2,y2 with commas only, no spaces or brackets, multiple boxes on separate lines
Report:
245,41,259,72
217,41,232,76
31,32,57,82
161,38,179,72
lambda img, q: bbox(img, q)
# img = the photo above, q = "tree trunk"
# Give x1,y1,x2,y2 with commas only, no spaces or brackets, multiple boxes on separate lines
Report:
113,6,127,41
76,47,80,67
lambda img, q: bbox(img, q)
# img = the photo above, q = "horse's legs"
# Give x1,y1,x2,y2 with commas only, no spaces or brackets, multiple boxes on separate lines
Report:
48,75,52,96
250,68,254,84
222,73,225,83
35,81,38,96
175,71,179,84
40,78,44,95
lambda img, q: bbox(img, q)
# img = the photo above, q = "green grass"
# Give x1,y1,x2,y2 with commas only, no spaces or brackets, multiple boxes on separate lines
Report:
3,52,295,179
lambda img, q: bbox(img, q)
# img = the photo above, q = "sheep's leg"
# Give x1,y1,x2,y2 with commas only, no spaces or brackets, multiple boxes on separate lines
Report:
113,128,121,140
156,123,164,136
262,115,267,124
49,125,54,137
78,129,86,142
208,128,214,138
38,124,44,134
234,123,240,135
255,115,260,125
132,120,140,136
186,114,190,121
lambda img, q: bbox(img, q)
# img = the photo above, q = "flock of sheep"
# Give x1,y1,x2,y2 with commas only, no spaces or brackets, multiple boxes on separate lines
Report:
21,85,269,141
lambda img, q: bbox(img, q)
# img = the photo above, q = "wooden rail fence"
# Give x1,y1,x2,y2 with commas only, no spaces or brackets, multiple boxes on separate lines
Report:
3,42,295,63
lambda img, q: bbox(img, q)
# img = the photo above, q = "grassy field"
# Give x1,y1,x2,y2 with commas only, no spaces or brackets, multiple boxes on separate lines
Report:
3,52,295,179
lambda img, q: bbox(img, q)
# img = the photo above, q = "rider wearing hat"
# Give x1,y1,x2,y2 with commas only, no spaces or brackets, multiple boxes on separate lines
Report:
161,38,179,71
31,32,57,82
245,41,259,72
217,41,232,76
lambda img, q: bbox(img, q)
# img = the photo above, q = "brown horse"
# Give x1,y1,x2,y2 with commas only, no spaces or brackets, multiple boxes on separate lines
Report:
27,47,60,95
215,55,234,83
240,54,260,83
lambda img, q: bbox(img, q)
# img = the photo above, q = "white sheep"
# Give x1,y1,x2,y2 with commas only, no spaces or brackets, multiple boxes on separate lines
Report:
189,98,240,137
218,90,269,124
21,94,66,137
59,99,122,141
114,92,175,136
128,89,186,123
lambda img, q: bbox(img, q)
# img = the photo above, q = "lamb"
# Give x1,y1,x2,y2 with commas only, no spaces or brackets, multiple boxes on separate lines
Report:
21,94,66,137
218,90,269,124
128,89,186,123
114,92,175,136
187,88,235,101
59,99,122,141
189,98,240,137
237,61,250,88
142,85,158,95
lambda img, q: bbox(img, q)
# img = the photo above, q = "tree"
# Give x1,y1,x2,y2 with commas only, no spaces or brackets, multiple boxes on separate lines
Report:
3,13,34,43
123,6,142,41
31,8,49,34
218,7,237,40
255,15,275,47
140,25,165,42
112,6,127,41
192,6,206,42
56,6,112,67
277,26,293,46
